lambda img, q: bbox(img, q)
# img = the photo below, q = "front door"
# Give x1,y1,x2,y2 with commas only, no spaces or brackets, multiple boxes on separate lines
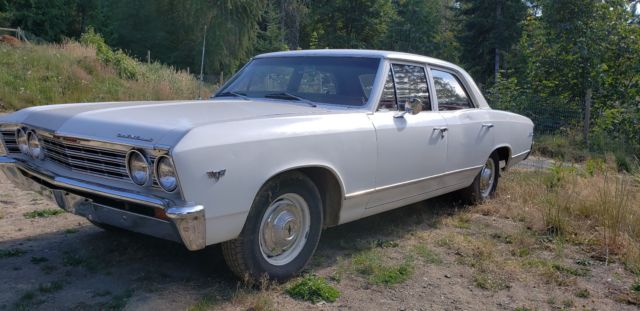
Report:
367,63,448,209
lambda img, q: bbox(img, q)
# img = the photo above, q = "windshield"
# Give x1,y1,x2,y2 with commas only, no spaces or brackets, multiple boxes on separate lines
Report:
216,56,381,106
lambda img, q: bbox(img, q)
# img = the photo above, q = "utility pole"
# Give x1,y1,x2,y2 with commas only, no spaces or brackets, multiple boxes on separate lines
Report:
198,24,207,99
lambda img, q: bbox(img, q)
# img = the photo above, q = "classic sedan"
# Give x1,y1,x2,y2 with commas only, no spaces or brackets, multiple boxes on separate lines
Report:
0,50,533,281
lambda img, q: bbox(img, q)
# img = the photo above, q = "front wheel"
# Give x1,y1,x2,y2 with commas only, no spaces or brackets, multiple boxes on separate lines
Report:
460,153,500,204
221,172,323,282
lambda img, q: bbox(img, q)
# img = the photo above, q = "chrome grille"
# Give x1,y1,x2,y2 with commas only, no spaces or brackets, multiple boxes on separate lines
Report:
0,129,20,153
41,136,130,181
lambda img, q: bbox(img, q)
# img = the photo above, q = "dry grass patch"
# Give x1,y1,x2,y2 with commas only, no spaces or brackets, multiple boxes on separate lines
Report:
484,162,640,273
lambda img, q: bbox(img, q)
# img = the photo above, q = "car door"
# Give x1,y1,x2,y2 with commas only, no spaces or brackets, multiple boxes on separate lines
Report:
429,67,495,187
366,63,448,210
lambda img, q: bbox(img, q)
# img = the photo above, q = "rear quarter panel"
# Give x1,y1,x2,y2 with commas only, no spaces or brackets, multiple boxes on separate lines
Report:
489,110,534,165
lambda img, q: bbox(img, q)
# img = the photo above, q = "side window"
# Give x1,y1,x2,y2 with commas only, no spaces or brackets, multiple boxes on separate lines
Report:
391,64,431,112
376,64,431,112
377,69,397,111
431,70,473,110
298,69,337,94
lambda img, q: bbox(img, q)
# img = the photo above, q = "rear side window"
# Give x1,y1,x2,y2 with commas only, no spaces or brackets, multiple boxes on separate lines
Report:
431,70,473,110
377,64,431,112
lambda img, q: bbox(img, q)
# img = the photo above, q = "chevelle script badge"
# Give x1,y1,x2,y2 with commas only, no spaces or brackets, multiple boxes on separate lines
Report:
117,133,153,142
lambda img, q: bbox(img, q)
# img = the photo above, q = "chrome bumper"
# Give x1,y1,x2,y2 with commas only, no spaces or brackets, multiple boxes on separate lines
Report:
0,156,206,251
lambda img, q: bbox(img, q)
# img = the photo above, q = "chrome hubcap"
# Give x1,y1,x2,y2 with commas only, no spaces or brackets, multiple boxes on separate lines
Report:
479,158,495,198
259,193,310,266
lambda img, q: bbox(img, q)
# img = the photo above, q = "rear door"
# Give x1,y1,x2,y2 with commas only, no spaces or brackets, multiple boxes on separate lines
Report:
366,63,448,209
429,67,494,186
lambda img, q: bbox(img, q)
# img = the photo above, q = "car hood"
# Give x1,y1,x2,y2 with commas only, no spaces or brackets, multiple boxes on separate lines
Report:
0,99,330,147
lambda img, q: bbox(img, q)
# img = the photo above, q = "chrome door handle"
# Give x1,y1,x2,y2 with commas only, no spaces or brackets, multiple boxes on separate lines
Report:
433,127,448,138
482,123,494,129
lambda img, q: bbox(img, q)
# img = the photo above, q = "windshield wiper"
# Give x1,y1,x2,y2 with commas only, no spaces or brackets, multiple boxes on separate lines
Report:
216,91,249,100
264,92,318,107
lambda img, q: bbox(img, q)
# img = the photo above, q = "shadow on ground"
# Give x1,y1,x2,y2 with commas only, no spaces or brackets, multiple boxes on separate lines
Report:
0,193,466,310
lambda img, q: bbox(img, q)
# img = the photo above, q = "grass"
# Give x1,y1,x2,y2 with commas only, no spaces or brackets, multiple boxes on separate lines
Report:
533,134,589,162
188,294,217,311
350,249,414,286
0,40,213,112
38,281,64,293
485,160,640,274
286,275,340,304
575,288,590,298
414,245,443,264
23,208,63,219
0,248,26,258
14,290,44,310
61,251,102,272
472,271,510,291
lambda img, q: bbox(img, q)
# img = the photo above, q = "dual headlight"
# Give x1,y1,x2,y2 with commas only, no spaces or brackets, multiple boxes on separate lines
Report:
126,150,178,192
16,128,45,160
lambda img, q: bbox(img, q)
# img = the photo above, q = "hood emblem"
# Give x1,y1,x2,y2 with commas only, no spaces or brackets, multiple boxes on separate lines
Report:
207,169,226,182
117,133,153,142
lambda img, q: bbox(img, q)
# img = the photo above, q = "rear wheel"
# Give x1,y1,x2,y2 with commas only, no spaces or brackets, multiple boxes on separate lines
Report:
460,152,500,204
221,172,323,282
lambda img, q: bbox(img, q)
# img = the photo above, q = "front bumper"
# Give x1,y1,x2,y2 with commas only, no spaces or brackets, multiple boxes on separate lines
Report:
0,156,206,251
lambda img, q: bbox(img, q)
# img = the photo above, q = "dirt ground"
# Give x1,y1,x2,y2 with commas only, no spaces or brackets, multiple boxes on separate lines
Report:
0,167,638,310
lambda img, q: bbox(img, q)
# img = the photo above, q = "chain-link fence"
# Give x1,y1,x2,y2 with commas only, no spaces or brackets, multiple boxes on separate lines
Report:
494,102,638,164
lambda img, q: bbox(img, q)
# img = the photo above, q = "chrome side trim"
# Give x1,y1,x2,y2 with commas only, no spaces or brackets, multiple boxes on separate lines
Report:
345,165,483,199
512,149,530,159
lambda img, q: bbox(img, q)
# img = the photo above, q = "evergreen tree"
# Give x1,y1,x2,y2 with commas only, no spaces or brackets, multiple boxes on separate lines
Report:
306,0,395,49
456,0,527,86
385,0,440,55
255,1,289,54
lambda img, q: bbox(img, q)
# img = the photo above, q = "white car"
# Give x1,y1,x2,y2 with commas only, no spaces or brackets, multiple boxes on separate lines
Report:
0,50,533,280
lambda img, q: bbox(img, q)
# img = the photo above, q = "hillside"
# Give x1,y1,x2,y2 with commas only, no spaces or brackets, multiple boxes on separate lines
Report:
0,40,212,112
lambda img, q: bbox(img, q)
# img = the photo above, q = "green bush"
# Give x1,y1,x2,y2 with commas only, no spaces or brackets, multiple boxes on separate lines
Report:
80,27,139,79
285,275,340,304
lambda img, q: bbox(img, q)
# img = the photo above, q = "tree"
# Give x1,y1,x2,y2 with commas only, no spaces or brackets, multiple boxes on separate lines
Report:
456,0,527,86
490,0,640,150
305,0,395,49
384,0,440,55
255,1,289,54
382,0,460,62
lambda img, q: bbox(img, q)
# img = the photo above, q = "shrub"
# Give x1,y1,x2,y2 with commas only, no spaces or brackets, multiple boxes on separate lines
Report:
285,275,340,304
80,27,139,79
23,209,63,219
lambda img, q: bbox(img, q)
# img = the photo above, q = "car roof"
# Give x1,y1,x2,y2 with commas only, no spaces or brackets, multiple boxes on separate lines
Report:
255,49,463,72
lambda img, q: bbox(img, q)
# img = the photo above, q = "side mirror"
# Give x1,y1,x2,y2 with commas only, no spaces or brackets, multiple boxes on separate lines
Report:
394,97,423,118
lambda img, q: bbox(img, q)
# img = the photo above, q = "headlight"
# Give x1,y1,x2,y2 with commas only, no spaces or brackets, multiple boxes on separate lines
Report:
126,150,150,186
155,155,178,192
27,131,44,160
16,128,29,154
